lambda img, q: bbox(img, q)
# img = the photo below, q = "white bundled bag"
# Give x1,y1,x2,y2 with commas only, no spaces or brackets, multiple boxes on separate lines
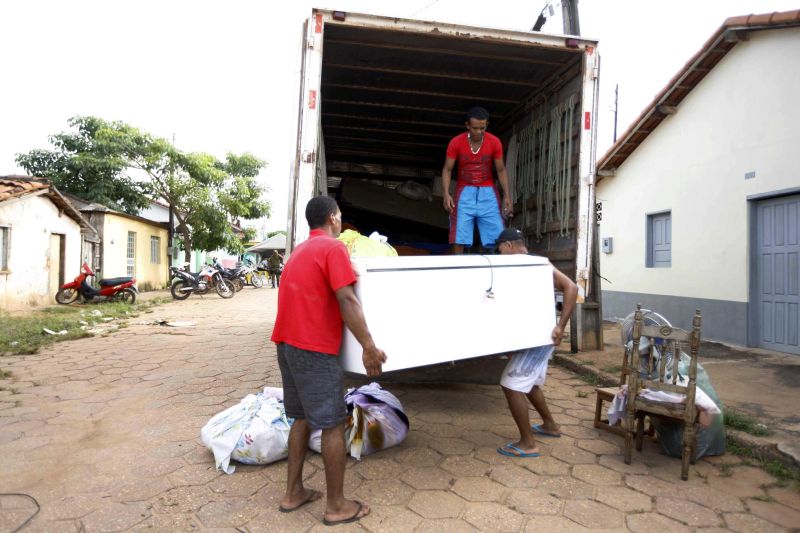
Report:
201,387,290,474
307,383,409,459
346,383,409,459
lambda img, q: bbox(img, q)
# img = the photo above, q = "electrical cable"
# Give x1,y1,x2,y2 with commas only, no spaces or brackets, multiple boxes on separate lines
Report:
1,493,41,533
480,254,495,298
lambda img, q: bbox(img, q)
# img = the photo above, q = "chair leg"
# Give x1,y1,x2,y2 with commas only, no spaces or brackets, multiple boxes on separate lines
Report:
624,413,634,465
594,394,605,429
681,425,694,480
635,413,645,451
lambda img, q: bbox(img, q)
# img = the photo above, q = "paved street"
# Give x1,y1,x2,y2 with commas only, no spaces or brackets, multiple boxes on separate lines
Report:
1,288,798,532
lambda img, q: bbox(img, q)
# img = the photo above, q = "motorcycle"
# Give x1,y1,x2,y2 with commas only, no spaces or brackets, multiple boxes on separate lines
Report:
214,260,246,292
240,261,264,288
170,263,235,300
56,263,138,304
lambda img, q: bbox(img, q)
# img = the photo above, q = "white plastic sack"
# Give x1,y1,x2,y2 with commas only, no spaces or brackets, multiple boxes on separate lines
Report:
345,383,409,460
200,388,291,474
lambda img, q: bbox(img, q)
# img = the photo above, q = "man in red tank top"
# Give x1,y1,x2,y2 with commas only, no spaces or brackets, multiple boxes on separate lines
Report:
441,107,513,254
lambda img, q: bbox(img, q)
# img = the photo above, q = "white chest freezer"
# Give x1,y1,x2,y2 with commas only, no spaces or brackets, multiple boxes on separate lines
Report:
340,254,556,374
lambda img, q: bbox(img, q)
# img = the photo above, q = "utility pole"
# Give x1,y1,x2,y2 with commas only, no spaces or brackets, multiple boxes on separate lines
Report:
561,0,580,35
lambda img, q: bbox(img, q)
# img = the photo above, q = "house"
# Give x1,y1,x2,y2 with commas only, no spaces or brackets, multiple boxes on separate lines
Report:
596,11,800,354
0,176,97,310
65,194,170,292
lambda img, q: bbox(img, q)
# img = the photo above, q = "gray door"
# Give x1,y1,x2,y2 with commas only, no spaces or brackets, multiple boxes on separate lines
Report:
756,194,800,355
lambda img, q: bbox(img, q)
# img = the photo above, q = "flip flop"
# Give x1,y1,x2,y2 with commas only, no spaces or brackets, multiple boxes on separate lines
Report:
497,442,541,458
323,501,369,526
531,424,562,438
278,489,322,513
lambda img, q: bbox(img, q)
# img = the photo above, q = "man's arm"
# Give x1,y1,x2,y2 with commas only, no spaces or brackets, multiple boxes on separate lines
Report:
335,284,387,377
441,157,456,213
551,268,579,346
494,158,513,218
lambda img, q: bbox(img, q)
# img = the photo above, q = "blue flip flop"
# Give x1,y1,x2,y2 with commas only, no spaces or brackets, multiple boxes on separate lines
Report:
531,424,561,438
497,443,541,458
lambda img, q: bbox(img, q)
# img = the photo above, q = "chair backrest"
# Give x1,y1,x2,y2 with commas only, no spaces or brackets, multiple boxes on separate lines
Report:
628,304,702,407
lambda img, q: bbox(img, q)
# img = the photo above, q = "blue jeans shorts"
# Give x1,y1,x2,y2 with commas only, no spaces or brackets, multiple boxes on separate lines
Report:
452,185,505,246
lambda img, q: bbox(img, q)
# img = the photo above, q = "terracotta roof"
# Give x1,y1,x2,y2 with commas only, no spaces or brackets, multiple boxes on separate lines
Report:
0,175,98,236
0,176,48,201
597,10,800,177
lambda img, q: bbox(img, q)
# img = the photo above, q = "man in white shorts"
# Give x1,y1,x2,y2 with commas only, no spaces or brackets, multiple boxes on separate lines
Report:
494,228,578,458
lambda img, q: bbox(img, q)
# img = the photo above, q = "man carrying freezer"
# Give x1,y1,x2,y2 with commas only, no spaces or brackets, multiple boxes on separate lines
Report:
494,228,578,458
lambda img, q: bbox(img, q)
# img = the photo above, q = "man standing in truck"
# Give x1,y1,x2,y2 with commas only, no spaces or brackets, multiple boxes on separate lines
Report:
441,106,513,254
493,227,578,458
272,196,386,526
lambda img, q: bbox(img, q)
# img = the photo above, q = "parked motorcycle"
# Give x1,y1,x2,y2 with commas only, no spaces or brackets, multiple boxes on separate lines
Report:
56,263,138,304
170,264,235,300
214,260,246,292
240,262,264,288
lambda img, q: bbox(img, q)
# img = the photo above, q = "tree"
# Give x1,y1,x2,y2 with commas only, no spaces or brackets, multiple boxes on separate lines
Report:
16,116,271,262
15,116,152,214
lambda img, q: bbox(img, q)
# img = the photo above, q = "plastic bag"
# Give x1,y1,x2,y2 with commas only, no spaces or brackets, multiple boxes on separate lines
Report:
345,383,410,460
625,342,726,459
338,229,398,258
200,387,292,474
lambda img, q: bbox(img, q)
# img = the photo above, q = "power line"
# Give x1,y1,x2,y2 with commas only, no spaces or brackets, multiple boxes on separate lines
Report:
411,0,441,17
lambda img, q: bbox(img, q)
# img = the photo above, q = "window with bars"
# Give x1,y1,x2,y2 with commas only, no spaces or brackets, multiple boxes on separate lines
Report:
127,231,136,277
150,236,161,264
0,225,9,271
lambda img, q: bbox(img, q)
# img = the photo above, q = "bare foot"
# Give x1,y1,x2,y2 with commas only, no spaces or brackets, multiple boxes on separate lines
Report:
323,499,371,525
279,488,322,512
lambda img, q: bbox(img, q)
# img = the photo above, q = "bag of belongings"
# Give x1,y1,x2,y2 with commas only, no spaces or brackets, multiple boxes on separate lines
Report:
201,387,291,474
308,383,409,459
338,229,398,258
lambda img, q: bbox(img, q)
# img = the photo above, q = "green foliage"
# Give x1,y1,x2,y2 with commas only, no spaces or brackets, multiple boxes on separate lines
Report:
267,230,287,238
724,409,773,437
16,116,271,260
15,116,153,214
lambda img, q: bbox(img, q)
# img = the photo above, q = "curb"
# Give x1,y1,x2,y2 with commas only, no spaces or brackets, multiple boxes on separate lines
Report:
552,353,799,470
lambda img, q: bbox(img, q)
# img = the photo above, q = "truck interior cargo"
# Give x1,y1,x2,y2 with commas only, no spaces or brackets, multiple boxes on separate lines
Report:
307,12,597,280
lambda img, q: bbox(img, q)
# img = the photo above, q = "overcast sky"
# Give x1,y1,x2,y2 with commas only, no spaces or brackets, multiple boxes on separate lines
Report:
1,0,796,234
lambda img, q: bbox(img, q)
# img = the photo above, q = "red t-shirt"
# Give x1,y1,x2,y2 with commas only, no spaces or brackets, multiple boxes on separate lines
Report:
446,131,503,187
271,229,357,355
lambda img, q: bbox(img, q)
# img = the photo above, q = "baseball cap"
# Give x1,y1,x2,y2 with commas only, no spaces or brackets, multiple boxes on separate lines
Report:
494,227,525,250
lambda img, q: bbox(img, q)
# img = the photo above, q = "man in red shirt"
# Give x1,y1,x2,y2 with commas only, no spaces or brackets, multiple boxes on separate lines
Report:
271,196,387,526
441,106,513,254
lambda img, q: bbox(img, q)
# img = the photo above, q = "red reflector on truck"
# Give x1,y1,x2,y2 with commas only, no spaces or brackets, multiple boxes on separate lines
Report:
584,112,591,129
315,13,323,33
309,90,317,109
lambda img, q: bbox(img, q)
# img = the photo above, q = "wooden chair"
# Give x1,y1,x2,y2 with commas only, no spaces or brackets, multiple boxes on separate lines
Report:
623,304,702,480
593,347,633,437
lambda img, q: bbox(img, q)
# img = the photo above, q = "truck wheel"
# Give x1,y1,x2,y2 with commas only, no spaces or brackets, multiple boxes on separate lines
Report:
55,288,79,304
170,281,192,300
216,279,235,298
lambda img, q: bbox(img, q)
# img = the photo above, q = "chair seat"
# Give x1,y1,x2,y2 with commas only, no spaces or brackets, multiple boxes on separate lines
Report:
596,386,617,399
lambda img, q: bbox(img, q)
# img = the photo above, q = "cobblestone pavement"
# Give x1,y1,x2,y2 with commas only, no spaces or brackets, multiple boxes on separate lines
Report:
1,289,798,532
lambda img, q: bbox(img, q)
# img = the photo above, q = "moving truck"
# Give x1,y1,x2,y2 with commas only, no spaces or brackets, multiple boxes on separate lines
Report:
287,9,603,350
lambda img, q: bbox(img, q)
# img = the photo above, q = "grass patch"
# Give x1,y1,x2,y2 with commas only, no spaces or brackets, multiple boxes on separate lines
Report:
578,360,595,366
724,409,773,437
725,440,800,488
0,369,11,379
576,372,601,386
602,365,622,375
0,299,165,357
576,391,588,398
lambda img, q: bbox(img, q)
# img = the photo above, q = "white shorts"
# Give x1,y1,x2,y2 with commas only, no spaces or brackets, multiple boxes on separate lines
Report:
499,345,555,393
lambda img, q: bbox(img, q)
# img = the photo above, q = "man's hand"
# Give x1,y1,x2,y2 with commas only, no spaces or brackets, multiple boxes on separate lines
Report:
503,197,513,219
551,325,565,346
362,346,387,377
443,193,454,213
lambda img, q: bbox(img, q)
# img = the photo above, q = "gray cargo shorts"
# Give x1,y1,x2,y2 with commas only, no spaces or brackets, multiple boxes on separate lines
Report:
277,343,347,430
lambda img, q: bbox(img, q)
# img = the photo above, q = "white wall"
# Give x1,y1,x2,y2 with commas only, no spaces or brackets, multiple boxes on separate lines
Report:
597,28,800,304
0,194,83,310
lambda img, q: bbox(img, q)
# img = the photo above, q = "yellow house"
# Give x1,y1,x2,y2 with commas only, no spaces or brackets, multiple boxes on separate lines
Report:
66,195,170,291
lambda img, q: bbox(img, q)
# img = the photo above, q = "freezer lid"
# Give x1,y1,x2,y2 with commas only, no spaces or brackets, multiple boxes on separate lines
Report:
350,254,552,274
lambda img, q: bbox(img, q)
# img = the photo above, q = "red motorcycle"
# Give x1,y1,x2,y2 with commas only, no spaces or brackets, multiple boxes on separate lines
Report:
55,263,138,304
